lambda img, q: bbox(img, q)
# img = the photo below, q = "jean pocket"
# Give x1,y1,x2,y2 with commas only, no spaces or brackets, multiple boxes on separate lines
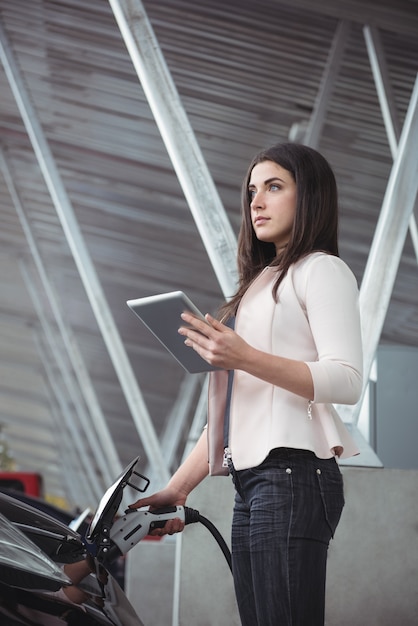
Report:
316,469,345,539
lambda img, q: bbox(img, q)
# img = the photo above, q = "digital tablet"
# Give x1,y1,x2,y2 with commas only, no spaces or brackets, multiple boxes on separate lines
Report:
127,291,220,373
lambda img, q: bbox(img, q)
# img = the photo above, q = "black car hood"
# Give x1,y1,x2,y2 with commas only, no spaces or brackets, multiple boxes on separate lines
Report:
0,491,85,563
0,511,71,591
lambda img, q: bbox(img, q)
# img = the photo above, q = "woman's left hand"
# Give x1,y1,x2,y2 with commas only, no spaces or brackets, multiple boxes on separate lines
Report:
178,312,250,370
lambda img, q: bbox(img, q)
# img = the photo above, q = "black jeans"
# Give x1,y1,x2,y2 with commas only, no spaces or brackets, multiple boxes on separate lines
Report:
230,448,345,626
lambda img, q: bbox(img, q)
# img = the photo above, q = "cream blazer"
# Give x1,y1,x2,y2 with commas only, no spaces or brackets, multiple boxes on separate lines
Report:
207,252,363,472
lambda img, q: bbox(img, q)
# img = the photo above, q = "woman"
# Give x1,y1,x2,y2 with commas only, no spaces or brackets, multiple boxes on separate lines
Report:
130,143,363,625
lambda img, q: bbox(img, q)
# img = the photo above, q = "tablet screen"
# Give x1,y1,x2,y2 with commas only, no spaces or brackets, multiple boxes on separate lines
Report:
127,291,221,373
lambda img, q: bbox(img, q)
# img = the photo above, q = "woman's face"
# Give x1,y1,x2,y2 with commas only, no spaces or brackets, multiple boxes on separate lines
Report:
248,160,297,253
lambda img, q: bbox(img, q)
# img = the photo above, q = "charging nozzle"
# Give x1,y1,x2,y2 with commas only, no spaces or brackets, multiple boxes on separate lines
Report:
95,504,232,574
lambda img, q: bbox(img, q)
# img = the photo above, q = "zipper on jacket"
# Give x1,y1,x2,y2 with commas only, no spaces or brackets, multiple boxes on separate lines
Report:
223,446,232,469
307,400,313,420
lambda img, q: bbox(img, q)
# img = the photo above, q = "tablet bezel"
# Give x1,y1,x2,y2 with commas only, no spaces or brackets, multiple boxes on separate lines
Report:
127,291,220,373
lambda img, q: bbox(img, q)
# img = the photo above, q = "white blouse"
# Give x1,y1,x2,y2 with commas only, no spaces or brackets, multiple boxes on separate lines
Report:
208,252,363,472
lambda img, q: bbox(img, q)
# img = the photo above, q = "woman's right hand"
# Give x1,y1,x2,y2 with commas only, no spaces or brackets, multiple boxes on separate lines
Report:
127,429,210,537
128,485,187,537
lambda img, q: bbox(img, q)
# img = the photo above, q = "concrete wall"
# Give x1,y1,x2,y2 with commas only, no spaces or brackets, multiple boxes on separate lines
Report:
326,467,418,625
126,467,418,625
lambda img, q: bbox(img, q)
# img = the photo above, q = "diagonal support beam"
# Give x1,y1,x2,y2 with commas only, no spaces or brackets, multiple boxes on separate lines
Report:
304,20,351,149
363,25,402,153
159,374,204,472
0,148,122,484
19,259,112,492
364,24,418,264
0,22,169,485
299,19,382,466
343,74,418,424
108,0,238,299
33,332,100,507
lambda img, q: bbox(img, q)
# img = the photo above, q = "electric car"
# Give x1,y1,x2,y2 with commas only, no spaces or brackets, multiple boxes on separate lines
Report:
0,461,145,626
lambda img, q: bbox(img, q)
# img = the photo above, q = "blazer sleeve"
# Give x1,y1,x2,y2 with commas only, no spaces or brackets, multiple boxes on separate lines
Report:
300,255,363,405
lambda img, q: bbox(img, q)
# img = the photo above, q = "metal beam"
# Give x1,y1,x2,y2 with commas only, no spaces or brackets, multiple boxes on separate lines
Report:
0,148,122,484
47,402,87,509
298,19,383,467
108,0,238,299
363,25,401,155
364,24,418,264
0,22,169,486
172,374,209,626
341,30,418,429
345,75,418,423
20,260,113,492
33,333,99,508
160,374,204,471
277,0,418,38
304,20,350,149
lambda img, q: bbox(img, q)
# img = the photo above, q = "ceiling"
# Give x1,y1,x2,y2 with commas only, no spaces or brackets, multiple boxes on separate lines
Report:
0,0,417,510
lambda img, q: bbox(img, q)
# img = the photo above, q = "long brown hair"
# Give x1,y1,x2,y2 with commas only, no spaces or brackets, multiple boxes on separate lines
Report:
220,142,339,320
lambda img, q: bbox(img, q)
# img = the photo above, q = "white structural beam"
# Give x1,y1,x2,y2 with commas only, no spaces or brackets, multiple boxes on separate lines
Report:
0,148,122,485
108,0,238,299
20,260,112,494
171,374,209,625
304,20,351,149
143,374,203,484
159,374,204,471
363,25,402,153
107,0,240,504
33,333,99,508
345,75,418,424
48,403,86,509
0,23,169,486
279,0,418,37
46,397,93,509
364,24,418,264
297,20,382,467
